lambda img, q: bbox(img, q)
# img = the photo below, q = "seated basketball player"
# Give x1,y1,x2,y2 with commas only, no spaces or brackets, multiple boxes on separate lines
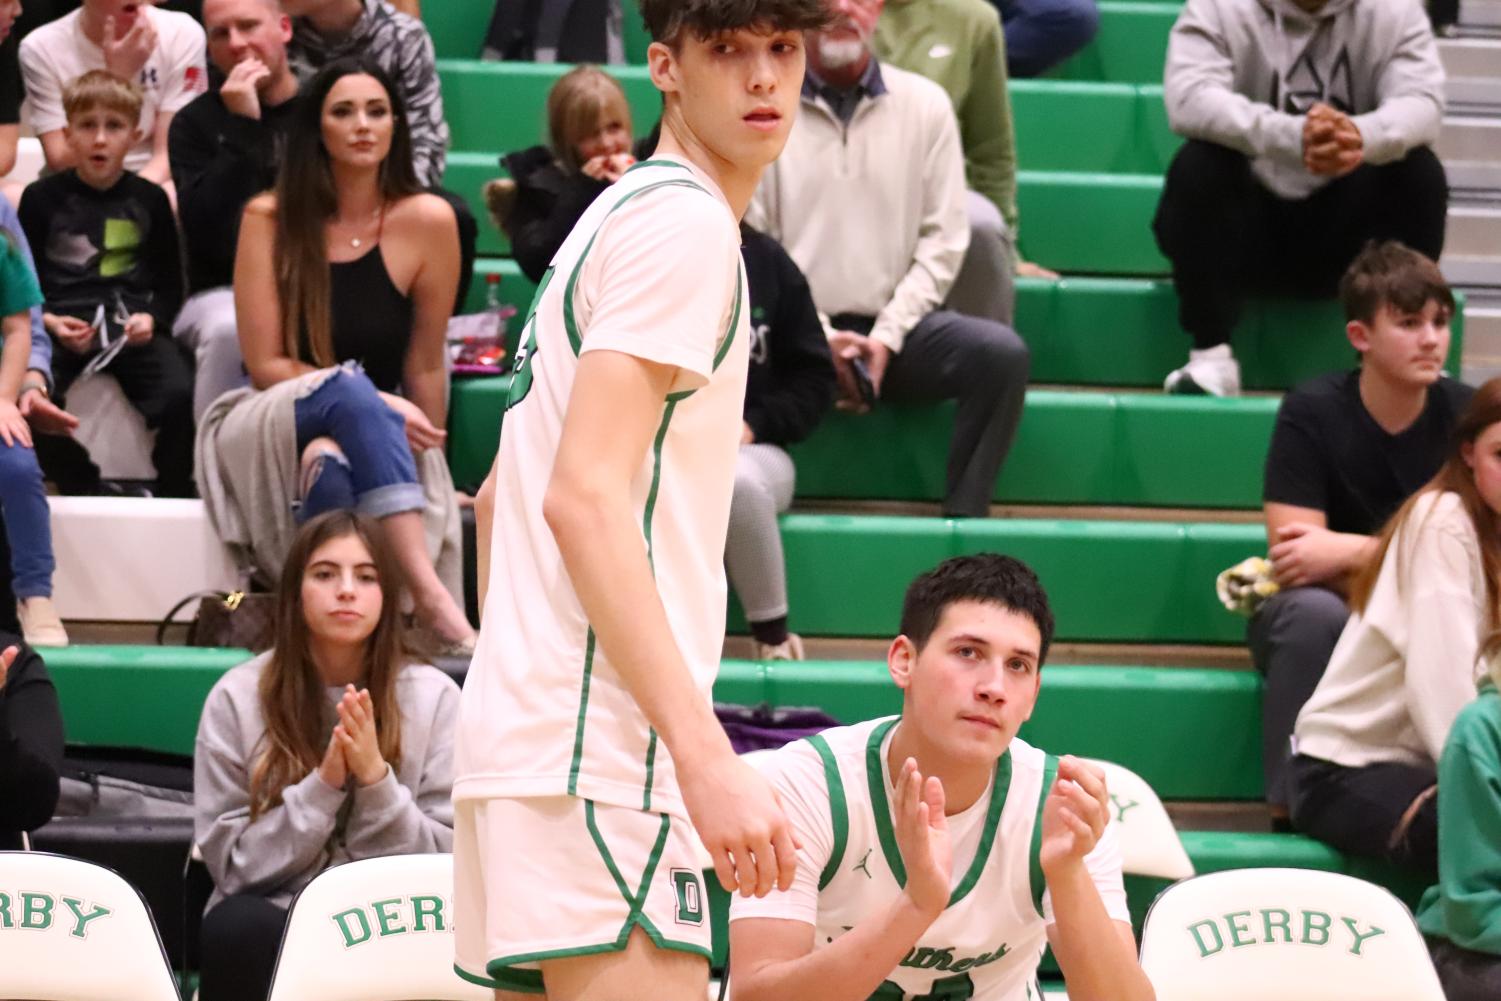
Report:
728,553,1156,1001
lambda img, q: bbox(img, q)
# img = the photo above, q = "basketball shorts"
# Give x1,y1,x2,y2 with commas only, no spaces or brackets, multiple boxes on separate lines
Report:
452,796,713,994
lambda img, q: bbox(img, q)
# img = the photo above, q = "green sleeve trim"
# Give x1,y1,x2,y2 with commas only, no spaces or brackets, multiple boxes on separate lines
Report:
949,749,1012,906
807,733,848,890
562,179,711,357
865,718,906,886
1029,754,1060,918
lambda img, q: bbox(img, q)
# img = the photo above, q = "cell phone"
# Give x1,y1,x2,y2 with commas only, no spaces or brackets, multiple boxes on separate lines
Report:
850,357,877,408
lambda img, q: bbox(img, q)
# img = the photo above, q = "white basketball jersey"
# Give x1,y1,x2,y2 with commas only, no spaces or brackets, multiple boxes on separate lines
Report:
735,717,1130,1001
455,157,751,820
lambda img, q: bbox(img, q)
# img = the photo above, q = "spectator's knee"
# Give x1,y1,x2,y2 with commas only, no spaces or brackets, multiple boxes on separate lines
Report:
1270,585,1349,632
733,462,776,510
974,324,1031,382
1053,0,1100,52
0,440,38,479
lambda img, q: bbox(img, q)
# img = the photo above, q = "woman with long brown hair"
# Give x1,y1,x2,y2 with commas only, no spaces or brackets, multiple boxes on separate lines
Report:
193,510,459,1001
1290,376,1501,874
195,55,474,648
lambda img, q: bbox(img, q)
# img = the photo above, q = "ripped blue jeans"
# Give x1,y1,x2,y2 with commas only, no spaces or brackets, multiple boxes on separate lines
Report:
292,364,424,524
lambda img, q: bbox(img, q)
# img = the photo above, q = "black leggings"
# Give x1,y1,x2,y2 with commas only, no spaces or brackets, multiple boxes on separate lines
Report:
1430,938,1501,1001
198,894,290,1001
1288,753,1438,874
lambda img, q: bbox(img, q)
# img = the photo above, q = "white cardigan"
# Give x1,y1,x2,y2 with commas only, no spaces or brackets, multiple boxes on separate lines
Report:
1295,490,1490,769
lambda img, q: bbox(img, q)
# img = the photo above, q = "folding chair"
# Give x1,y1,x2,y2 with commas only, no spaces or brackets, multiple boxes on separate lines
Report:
0,850,181,1001
266,854,490,1001
1083,757,1194,880
1138,867,1445,1000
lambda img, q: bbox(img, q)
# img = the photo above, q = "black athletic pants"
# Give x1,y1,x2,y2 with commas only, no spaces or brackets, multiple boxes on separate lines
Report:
198,894,290,1001
45,333,196,497
1247,586,1350,811
1429,938,1501,1001
1152,139,1449,350
1288,753,1438,874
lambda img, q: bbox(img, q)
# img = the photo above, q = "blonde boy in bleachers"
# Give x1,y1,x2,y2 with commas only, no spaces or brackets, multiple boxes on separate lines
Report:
729,554,1155,1001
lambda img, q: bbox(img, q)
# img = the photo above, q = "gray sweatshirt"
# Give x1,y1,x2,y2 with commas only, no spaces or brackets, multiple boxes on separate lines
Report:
1163,0,1445,199
193,654,459,911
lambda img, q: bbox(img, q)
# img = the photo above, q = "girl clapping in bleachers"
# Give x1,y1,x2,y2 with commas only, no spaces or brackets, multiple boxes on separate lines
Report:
193,510,458,1001
1290,377,1501,874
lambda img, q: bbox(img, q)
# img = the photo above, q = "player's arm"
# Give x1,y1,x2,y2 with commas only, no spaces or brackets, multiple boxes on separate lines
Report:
731,760,950,1001
1042,758,1155,1001
473,457,497,621
544,347,795,896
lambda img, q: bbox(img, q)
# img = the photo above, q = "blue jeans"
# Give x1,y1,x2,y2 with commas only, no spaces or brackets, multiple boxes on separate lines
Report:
292,366,424,524
992,0,1099,77
0,441,55,599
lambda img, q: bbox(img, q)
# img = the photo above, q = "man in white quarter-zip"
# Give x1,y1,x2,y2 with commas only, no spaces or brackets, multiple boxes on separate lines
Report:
728,554,1155,1001
746,0,1031,520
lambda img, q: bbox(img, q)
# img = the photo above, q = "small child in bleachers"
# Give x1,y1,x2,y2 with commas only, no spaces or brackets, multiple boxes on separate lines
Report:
1416,652,1501,1001
193,510,458,1001
18,69,194,498
0,224,67,646
1290,376,1501,875
488,63,640,283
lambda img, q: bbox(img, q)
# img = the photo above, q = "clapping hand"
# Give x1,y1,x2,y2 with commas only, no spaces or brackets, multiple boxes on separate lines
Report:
334,686,388,787
894,757,952,918
1038,757,1109,875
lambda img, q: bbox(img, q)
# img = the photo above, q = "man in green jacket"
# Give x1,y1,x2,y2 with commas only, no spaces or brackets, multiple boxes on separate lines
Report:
874,0,1055,327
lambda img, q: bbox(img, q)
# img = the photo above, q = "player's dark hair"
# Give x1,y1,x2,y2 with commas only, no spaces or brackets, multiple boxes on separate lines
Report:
1339,240,1454,327
899,554,1055,664
638,0,832,47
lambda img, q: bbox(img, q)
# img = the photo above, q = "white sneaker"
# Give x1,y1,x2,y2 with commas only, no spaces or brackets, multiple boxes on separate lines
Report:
753,633,805,661
1164,345,1242,397
17,597,69,647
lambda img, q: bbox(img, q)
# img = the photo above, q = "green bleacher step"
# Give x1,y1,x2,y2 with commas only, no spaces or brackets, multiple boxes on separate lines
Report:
449,375,1279,507
453,162,1158,275
1049,1,1180,85
49,649,1263,800
437,68,1181,177
461,264,1463,394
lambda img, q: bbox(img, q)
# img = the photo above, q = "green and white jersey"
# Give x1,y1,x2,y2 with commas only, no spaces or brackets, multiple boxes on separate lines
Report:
454,156,750,820
731,717,1131,1001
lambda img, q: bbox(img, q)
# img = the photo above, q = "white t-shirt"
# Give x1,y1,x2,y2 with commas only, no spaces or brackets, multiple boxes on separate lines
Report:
732,719,1131,1001
454,157,750,820
19,7,207,171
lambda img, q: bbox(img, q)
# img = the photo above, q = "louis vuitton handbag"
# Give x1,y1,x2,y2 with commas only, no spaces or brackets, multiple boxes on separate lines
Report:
156,589,277,652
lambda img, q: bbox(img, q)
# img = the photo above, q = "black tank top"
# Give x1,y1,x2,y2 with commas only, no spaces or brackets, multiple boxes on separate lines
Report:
300,244,414,393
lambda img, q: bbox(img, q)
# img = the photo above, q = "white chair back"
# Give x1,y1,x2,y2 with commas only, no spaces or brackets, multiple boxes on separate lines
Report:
1139,867,1445,1001
1083,757,1194,880
266,854,490,1001
0,850,180,1001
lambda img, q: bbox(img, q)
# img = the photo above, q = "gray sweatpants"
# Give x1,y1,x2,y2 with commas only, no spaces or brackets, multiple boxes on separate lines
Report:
947,190,1018,327
725,443,796,625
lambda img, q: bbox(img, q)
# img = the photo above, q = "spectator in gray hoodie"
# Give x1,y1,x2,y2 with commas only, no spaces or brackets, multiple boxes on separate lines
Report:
193,510,458,1001
1152,0,1447,397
